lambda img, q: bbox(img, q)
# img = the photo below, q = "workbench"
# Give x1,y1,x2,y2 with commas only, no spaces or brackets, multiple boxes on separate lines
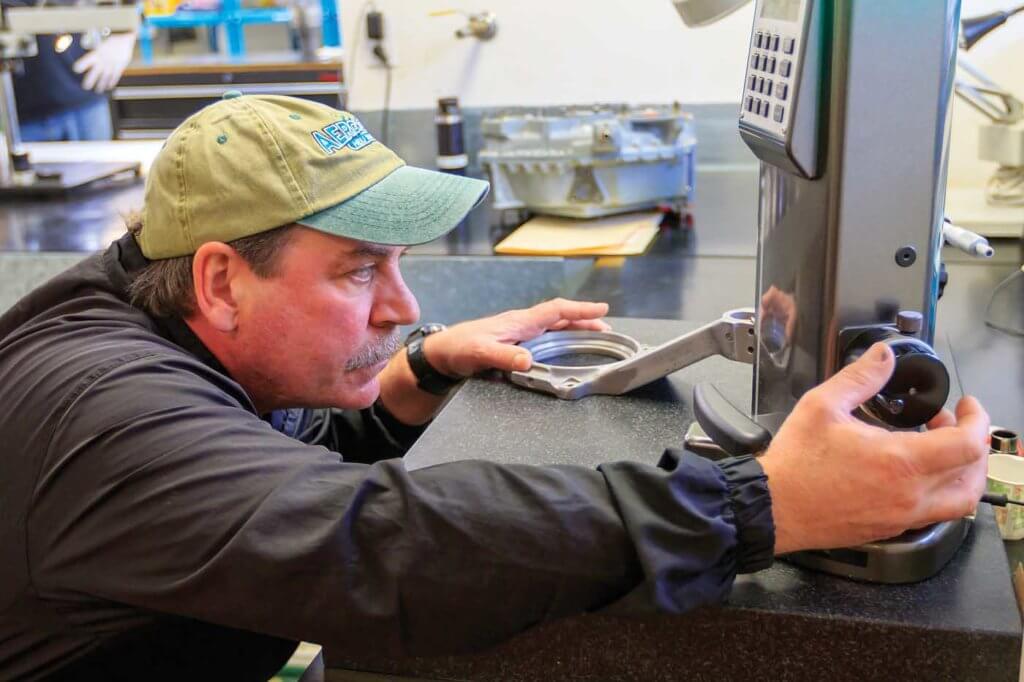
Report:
322,317,1023,681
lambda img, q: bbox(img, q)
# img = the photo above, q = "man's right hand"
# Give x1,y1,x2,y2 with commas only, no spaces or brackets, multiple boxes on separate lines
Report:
72,33,136,92
759,342,990,555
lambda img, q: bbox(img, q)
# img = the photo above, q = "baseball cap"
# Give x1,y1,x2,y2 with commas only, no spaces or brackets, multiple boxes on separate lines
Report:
139,92,489,259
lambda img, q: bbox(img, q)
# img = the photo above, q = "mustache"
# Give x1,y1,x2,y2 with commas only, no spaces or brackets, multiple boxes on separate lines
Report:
345,329,403,371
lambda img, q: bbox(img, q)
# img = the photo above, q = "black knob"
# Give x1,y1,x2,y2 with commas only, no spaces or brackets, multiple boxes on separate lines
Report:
11,151,31,172
692,383,772,456
843,327,950,429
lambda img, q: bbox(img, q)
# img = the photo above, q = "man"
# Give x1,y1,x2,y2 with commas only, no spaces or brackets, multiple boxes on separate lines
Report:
0,94,989,680
5,0,136,141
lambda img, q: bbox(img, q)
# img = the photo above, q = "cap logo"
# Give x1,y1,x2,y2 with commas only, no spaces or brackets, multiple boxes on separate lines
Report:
311,117,375,155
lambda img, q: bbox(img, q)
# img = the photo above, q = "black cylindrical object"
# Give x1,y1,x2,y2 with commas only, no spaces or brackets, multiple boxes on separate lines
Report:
842,326,950,429
991,428,1021,455
366,10,385,40
11,151,30,172
435,97,467,176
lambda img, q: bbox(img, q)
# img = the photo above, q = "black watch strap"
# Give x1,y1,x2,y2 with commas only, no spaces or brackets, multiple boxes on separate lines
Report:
406,336,461,396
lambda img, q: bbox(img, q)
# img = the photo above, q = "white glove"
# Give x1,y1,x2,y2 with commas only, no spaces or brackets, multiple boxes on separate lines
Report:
72,32,137,93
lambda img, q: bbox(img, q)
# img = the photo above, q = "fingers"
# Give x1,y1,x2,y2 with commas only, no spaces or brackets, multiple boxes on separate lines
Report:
478,342,532,373
528,299,609,329
80,63,101,91
899,397,991,475
100,67,120,92
72,52,95,74
807,343,895,415
953,396,992,444
919,456,989,524
547,318,611,332
71,50,103,91
927,408,957,430
562,319,612,332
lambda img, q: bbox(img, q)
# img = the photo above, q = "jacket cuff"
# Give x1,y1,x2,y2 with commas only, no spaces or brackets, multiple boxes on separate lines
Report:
371,398,430,448
717,456,775,573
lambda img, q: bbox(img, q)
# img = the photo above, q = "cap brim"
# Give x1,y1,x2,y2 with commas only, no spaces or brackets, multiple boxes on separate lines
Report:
296,166,489,246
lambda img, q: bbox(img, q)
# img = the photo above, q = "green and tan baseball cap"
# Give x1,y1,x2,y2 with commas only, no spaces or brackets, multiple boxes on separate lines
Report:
139,92,489,259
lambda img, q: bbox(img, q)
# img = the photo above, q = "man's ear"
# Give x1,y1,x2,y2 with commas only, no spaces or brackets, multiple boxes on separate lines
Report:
191,242,248,332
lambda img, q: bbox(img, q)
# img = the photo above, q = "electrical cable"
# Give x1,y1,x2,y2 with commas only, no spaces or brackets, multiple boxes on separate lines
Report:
368,42,392,144
984,267,1024,337
381,58,393,146
344,0,375,103
364,8,391,146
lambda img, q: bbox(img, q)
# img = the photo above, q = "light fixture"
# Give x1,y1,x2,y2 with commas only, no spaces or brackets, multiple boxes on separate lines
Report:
54,33,73,53
671,0,753,27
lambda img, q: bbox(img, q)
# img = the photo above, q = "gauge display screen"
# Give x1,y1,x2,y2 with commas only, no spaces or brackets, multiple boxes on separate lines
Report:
761,0,800,22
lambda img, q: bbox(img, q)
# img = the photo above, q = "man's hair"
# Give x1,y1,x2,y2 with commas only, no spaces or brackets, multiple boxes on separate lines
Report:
126,214,297,318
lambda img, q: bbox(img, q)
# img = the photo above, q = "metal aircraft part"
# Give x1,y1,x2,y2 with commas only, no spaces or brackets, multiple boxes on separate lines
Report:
480,104,697,218
509,309,755,400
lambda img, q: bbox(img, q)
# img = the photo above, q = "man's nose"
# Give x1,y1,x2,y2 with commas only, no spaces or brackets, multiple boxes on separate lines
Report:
371,269,420,328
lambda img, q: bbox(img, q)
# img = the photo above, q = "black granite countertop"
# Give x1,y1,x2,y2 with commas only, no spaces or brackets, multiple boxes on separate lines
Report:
5,156,1022,681
326,317,1022,682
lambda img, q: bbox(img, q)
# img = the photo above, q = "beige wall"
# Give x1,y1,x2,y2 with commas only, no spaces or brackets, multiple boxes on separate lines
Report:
341,0,1024,189
948,0,1024,187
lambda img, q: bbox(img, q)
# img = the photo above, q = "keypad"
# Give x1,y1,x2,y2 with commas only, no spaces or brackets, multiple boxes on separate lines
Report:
744,27,796,127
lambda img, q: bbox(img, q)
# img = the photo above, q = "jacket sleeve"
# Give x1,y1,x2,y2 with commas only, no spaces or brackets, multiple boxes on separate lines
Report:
28,352,775,659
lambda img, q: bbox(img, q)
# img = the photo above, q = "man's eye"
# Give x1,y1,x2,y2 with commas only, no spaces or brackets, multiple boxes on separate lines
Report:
349,266,375,283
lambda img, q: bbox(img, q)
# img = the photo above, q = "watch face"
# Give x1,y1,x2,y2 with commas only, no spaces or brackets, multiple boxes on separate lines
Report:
406,323,447,345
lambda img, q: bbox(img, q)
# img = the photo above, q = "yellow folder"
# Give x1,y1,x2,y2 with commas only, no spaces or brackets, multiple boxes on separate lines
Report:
494,212,662,256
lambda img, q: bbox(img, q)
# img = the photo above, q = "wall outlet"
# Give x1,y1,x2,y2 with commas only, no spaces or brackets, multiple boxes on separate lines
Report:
366,10,398,68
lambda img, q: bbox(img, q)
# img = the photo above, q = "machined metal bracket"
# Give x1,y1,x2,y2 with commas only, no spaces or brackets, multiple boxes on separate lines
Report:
508,308,756,399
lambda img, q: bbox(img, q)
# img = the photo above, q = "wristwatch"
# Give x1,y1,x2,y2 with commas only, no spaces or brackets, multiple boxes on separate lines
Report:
404,323,461,396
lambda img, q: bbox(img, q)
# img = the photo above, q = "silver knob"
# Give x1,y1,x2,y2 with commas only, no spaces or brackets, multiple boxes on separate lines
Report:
896,311,923,335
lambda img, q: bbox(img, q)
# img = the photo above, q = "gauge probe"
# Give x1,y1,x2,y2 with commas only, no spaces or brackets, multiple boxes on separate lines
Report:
981,493,1024,507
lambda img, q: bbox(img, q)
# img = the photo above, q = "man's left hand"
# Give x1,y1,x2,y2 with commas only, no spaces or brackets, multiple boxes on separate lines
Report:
423,298,611,378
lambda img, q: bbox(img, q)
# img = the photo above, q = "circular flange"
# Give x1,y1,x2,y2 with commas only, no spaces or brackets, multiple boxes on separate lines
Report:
519,330,642,367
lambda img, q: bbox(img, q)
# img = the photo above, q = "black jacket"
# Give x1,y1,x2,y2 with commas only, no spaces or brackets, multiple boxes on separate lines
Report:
0,234,775,680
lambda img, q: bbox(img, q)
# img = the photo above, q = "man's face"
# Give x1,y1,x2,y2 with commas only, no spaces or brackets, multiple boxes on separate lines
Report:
232,227,420,411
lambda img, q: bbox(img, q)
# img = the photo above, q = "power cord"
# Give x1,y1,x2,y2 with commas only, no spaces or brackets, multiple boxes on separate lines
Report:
984,266,1024,337
370,43,393,145
344,0,375,103
366,9,392,146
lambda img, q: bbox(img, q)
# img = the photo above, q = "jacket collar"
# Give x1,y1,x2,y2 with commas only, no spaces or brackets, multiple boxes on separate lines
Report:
103,233,230,378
